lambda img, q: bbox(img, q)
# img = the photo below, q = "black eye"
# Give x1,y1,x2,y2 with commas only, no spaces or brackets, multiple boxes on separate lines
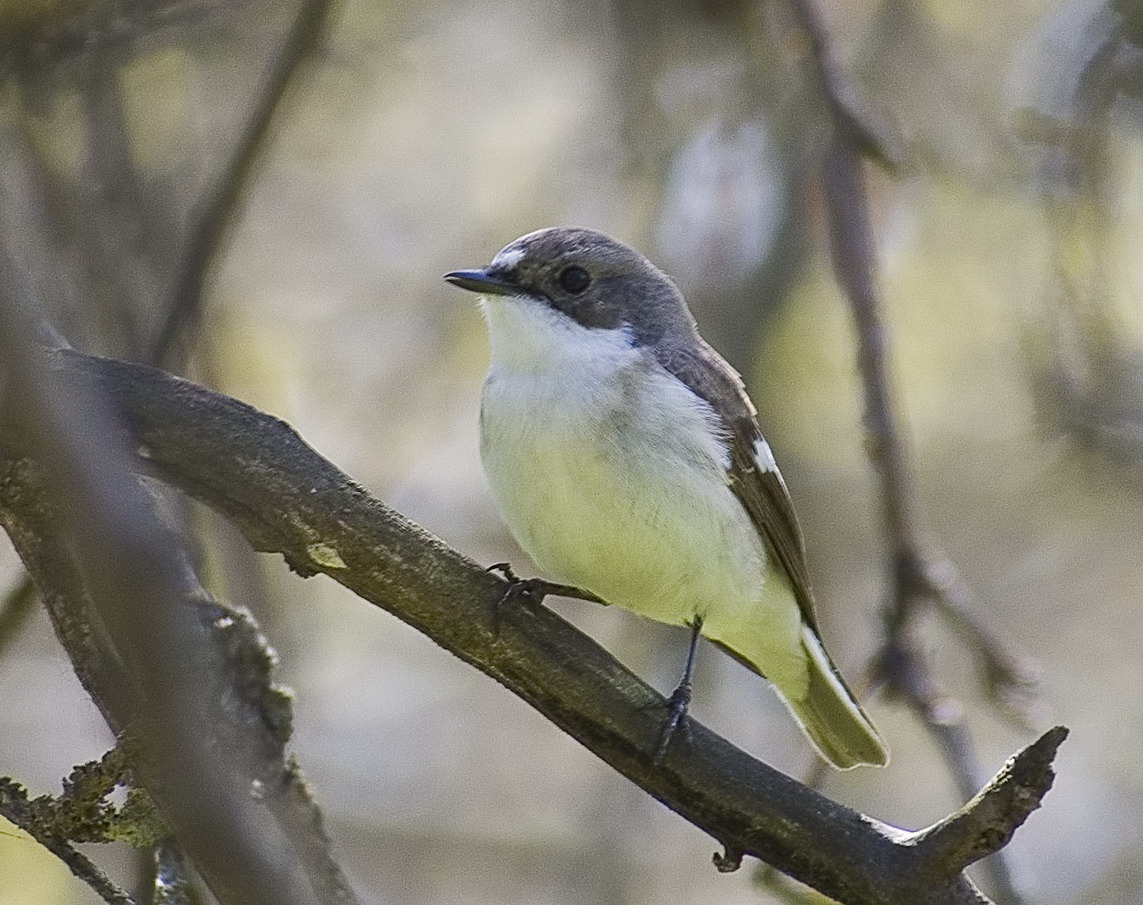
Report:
558,266,591,294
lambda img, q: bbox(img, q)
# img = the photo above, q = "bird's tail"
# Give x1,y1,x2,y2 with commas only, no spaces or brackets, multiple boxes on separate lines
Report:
782,626,889,769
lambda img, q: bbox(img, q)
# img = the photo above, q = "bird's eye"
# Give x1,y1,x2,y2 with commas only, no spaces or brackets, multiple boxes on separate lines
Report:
558,266,591,294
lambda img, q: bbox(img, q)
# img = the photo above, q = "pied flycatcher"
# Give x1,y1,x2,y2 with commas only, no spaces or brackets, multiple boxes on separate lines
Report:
445,227,887,768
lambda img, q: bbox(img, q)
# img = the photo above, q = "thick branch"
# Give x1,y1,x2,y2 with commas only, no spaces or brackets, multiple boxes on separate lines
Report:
5,348,1068,905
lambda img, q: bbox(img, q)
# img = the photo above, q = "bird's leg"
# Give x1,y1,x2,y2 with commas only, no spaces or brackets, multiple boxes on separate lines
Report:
485,562,606,635
654,617,704,764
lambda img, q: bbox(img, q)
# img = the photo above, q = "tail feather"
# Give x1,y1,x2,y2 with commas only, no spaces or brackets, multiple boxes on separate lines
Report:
783,626,889,769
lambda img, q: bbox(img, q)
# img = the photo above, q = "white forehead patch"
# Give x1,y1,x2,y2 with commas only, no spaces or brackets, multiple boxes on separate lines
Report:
753,436,778,473
491,246,525,271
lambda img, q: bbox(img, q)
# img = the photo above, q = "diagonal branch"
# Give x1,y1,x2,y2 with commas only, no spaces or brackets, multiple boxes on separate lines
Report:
147,0,335,363
0,776,138,905
0,347,1069,905
911,726,1067,878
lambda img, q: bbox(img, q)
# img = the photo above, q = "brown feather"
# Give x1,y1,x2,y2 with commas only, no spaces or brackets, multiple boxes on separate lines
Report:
653,339,821,635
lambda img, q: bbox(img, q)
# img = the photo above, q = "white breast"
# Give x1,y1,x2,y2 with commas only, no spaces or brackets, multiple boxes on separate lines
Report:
477,295,771,628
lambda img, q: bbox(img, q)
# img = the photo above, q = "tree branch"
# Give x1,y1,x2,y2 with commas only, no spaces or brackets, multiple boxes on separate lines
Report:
2,347,1069,905
784,0,1040,899
911,726,1067,878
787,0,1038,710
0,775,139,905
0,283,355,905
147,0,335,362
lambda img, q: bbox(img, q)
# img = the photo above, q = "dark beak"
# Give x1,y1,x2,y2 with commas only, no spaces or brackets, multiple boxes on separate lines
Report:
443,268,519,296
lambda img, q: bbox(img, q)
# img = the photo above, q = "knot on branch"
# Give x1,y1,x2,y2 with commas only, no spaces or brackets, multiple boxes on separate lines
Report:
712,842,744,873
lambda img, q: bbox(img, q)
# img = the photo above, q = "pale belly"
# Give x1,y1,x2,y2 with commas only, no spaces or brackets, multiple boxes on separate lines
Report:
479,368,769,627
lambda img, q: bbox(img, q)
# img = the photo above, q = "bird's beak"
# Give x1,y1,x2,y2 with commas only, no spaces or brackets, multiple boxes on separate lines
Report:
443,268,519,296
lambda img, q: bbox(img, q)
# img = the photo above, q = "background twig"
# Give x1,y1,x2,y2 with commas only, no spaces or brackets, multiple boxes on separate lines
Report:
778,0,1041,900
0,777,139,905
0,575,37,662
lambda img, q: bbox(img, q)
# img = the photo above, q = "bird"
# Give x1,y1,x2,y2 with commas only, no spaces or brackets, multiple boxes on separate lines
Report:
445,227,888,769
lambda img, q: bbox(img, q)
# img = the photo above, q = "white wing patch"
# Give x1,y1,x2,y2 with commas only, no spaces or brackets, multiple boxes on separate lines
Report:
753,436,778,472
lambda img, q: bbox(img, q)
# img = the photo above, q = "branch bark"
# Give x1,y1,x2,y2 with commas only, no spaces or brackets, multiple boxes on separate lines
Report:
0,347,1068,905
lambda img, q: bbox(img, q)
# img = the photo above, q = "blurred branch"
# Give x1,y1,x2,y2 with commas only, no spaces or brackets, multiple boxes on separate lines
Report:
0,278,355,905
1023,11,1143,466
0,574,37,661
5,348,1071,905
147,0,335,363
783,0,1040,900
5,0,333,368
786,0,904,174
1,0,252,78
76,40,171,358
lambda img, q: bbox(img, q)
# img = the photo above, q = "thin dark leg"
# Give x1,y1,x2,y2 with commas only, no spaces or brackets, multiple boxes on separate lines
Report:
654,617,703,764
485,562,606,636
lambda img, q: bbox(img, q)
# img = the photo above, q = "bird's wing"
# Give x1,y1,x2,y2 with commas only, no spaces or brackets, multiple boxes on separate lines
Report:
654,340,821,633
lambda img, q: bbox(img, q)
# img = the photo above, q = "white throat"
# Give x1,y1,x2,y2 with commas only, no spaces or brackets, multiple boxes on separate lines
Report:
479,295,636,377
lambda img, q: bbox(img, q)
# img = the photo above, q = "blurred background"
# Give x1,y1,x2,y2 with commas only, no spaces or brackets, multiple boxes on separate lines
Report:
2,0,1143,903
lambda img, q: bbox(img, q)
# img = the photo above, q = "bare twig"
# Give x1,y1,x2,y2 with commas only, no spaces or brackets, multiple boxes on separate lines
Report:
783,0,1040,900
0,777,139,905
785,0,904,174
4,348,1071,905
912,726,1068,875
147,0,335,363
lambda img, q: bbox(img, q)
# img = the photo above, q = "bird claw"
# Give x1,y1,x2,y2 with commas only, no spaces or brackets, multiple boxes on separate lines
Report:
484,563,603,637
653,681,694,764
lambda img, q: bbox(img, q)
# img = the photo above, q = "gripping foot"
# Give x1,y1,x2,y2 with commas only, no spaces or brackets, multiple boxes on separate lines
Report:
652,618,704,764
485,563,605,635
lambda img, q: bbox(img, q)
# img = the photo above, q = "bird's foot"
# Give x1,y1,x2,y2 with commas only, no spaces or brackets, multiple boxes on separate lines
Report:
485,563,605,636
653,680,694,764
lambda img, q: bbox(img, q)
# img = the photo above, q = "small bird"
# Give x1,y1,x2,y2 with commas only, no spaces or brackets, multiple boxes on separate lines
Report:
445,227,887,769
